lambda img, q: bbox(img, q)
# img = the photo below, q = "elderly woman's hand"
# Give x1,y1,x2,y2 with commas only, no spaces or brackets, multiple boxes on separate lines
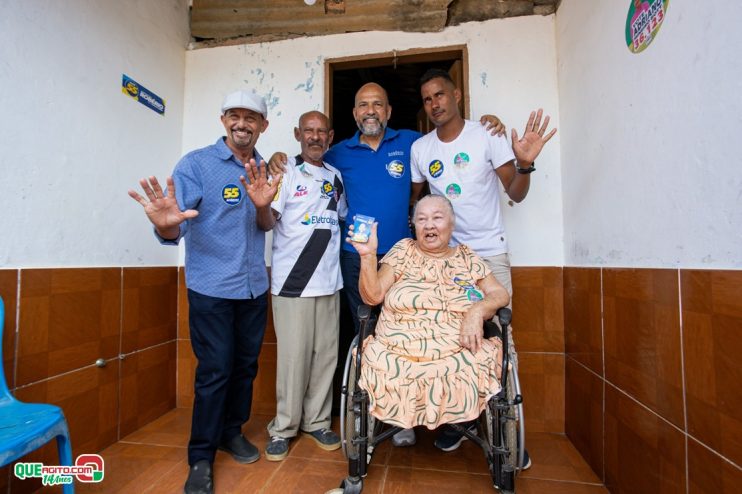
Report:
459,308,484,354
346,220,379,257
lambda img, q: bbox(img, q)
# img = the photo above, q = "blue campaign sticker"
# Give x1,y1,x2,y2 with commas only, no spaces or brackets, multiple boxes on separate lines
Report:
453,277,475,290
222,184,242,205
386,160,405,178
453,276,482,301
428,159,444,178
121,74,166,115
320,180,336,199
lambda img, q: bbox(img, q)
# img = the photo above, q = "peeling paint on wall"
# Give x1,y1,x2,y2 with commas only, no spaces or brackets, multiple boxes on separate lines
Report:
294,67,316,93
265,87,280,110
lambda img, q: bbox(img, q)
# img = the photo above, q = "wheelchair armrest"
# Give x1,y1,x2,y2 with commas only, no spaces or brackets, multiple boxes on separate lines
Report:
483,320,502,340
482,307,512,340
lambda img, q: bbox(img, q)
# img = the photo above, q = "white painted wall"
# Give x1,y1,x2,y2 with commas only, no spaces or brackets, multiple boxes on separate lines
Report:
557,0,742,268
183,16,564,266
0,0,190,268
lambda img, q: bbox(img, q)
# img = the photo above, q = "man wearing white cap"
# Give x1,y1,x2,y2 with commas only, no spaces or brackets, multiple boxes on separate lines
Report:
129,90,280,494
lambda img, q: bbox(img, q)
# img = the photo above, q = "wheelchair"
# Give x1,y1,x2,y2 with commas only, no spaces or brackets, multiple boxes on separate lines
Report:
337,305,526,493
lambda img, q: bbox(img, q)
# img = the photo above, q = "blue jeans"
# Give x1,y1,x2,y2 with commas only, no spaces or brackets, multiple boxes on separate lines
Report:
187,289,268,465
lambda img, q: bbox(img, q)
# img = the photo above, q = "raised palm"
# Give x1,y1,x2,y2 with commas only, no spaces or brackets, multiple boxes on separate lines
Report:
511,109,557,165
241,159,282,209
128,176,197,235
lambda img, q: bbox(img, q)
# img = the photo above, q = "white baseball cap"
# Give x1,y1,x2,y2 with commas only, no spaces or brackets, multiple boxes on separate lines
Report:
221,90,267,118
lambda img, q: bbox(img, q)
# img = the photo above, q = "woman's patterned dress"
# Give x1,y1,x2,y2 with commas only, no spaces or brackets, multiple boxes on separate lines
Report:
358,238,503,429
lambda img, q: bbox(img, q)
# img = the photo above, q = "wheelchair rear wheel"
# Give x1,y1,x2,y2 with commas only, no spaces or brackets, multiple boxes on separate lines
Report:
340,335,360,459
484,362,523,493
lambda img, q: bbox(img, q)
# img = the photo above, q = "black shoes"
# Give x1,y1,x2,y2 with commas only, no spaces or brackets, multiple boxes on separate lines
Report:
219,434,261,464
433,422,477,452
184,460,213,494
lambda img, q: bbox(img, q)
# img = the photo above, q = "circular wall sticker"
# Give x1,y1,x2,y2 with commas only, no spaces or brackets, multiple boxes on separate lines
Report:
626,0,669,54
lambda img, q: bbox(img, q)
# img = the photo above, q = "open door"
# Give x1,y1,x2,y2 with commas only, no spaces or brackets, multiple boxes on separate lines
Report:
326,46,469,142
415,59,464,134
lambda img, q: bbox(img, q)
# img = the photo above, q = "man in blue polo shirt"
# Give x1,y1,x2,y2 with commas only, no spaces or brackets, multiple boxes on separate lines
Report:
324,82,419,331
271,82,504,333
128,90,280,494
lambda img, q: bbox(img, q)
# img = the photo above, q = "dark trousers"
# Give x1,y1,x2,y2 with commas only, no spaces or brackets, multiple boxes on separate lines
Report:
340,249,387,335
187,289,268,465
340,250,363,334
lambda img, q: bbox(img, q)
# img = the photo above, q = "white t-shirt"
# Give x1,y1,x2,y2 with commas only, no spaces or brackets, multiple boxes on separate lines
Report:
270,156,348,297
411,120,515,257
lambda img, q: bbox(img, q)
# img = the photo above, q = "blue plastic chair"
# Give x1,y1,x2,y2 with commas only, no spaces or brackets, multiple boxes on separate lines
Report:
0,296,74,493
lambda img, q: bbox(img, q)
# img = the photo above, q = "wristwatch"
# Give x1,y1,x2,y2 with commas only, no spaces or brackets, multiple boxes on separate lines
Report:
516,161,536,174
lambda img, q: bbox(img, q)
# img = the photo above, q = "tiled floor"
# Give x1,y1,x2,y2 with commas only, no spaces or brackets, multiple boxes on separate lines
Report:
77,408,608,493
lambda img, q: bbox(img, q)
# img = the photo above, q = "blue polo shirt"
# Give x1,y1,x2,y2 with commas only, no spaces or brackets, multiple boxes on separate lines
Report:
324,128,421,254
157,137,269,300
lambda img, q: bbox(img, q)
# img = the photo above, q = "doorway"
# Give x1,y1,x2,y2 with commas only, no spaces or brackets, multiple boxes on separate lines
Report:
324,45,469,142
325,46,470,414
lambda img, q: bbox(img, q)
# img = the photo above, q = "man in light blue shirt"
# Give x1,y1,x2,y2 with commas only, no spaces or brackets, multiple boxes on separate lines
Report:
129,90,280,494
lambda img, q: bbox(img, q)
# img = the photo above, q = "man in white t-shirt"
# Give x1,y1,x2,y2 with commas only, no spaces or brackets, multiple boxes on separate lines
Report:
246,111,347,461
408,68,556,454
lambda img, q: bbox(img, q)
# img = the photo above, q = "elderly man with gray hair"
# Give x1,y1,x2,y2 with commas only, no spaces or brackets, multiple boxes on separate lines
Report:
129,90,280,494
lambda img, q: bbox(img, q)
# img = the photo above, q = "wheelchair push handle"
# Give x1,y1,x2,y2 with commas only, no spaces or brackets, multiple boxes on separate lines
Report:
497,307,512,328
357,304,373,321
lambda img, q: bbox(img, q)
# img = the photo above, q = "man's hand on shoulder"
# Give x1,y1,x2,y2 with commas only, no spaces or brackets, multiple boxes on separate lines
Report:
479,114,506,136
268,152,288,175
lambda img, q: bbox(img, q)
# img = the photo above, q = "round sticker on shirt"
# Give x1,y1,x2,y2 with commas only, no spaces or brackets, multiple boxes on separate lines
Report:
445,183,461,199
386,160,405,178
222,184,242,205
467,289,484,302
428,159,444,178
453,152,470,168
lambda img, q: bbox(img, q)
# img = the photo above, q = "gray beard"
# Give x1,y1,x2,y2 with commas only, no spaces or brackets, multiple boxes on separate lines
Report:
357,119,385,137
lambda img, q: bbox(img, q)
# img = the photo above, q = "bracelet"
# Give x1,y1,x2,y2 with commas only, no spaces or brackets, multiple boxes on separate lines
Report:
516,161,536,174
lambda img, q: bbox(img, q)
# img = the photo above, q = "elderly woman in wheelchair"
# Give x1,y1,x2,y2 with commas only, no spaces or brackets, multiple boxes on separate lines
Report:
336,194,525,494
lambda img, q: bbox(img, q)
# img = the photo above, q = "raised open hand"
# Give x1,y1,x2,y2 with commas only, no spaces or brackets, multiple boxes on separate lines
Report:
128,176,198,238
511,109,557,165
240,159,282,209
